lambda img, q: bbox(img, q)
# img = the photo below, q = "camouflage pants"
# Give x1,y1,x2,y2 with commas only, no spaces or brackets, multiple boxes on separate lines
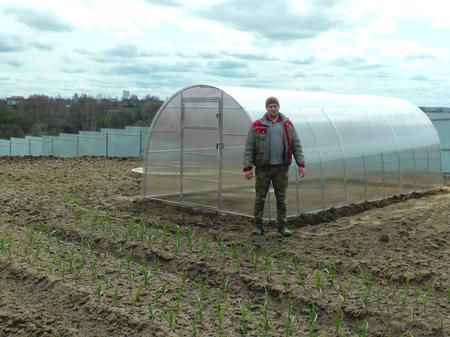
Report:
253,165,289,227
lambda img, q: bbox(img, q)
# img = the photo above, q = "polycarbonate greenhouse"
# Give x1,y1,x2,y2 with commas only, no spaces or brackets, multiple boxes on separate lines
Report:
143,85,443,218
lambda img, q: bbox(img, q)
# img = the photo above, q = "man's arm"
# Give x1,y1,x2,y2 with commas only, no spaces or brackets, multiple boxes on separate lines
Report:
243,126,255,178
291,125,306,177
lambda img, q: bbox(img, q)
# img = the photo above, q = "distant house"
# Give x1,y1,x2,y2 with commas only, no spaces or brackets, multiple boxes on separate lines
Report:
6,96,24,109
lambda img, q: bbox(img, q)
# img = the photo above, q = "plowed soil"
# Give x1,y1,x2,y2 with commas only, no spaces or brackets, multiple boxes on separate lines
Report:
0,157,448,337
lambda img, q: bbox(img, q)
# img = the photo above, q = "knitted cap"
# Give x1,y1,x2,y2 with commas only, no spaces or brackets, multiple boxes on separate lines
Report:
265,96,279,107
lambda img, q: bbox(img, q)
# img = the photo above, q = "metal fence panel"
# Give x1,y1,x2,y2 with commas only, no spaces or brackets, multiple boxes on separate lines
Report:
10,138,30,156
0,139,10,156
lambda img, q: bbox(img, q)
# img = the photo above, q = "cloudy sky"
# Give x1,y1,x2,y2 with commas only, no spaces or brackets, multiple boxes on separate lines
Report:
0,0,449,106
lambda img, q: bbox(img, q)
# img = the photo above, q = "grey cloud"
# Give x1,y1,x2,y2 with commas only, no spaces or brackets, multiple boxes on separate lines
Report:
143,0,182,7
0,40,25,53
223,51,275,61
406,54,436,61
4,59,23,67
106,61,200,76
410,75,429,81
290,57,315,65
195,0,344,41
208,69,256,78
0,35,51,53
32,42,53,51
331,57,387,71
208,60,247,70
331,57,365,67
60,67,89,74
4,7,74,32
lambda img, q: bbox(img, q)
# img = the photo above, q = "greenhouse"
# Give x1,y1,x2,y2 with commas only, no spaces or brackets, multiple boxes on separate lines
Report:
143,85,443,218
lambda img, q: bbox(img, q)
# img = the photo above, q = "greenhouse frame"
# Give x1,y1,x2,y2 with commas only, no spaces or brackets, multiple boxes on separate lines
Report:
143,85,443,218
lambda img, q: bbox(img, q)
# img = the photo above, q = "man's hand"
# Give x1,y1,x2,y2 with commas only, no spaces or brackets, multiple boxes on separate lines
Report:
244,169,253,180
298,166,305,178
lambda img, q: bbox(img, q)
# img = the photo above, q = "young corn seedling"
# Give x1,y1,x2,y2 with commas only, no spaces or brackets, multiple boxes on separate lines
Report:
112,284,122,304
174,225,182,255
160,223,169,249
190,321,198,337
143,269,152,287
261,288,271,331
240,300,252,336
249,247,258,268
283,295,294,337
357,319,369,337
219,276,230,298
154,256,161,274
214,301,229,333
296,265,306,290
186,225,195,251
195,294,205,320
308,305,318,337
230,242,241,272
334,308,344,336
325,260,337,284
138,221,146,239
215,238,227,267
58,258,66,279
282,261,290,290
147,303,158,320
265,254,274,284
96,281,105,297
165,308,176,329
315,270,324,298
131,287,144,306
201,237,211,262
126,247,134,268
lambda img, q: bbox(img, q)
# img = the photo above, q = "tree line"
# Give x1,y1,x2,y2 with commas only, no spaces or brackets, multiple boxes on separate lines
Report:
0,92,163,139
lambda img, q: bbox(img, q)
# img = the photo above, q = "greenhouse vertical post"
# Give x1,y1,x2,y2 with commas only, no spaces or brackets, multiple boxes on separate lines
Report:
180,92,185,203
218,91,224,210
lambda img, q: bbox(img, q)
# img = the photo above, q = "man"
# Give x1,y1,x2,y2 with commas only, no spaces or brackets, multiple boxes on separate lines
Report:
243,96,305,237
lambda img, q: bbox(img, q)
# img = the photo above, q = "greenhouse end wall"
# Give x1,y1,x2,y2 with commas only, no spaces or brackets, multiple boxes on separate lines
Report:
144,85,443,218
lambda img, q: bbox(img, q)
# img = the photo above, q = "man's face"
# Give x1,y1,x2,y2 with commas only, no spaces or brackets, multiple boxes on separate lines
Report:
266,103,279,118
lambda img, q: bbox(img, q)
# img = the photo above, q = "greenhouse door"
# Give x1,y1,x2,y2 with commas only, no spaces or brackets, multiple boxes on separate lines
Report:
181,96,223,209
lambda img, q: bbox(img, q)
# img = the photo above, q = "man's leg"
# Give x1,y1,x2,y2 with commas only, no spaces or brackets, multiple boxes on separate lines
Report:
253,166,271,235
272,165,291,236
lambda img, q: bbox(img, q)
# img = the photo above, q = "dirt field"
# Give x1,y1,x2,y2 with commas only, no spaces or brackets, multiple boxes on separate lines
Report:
0,157,448,337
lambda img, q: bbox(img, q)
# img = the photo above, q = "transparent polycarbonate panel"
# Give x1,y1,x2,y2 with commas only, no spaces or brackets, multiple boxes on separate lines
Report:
182,179,218,208
148,130,180,152
222,134,246,173
183,128,218,153
182,85,221,100
326,109,366,204
383,107,415,193
221,172,254,215
368,113,401,197
145,164,180,200
153,105,181,131
295,109,324,212
10,138,30,156
184,101,219,128
27,137,43,156
0,139,10,156
222,92,251,134
304,110,346,208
